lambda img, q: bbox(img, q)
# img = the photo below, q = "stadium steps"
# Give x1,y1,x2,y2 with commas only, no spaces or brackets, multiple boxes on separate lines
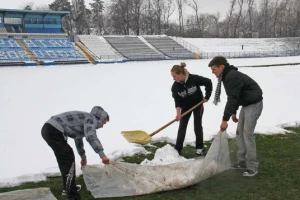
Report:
17,39,41,65
75,42,96,64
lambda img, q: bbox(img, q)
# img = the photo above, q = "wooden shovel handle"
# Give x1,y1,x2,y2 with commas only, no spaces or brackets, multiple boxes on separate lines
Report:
149,100,204,137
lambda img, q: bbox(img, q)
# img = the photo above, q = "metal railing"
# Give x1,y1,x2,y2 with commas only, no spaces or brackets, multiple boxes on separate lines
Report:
170,36,204,54
199,50,300,59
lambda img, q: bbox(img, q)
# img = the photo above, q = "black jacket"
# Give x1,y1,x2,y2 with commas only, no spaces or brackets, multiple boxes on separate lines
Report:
172,73,212,109
222,64,263,121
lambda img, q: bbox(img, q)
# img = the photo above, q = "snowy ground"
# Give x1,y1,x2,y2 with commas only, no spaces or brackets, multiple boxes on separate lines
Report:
0,54,299,187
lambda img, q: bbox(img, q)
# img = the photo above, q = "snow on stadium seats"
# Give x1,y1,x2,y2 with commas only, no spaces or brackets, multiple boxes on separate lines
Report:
77,35,125,61
0,38,31,62
104,36,166,61
22,38,87,61
144,36,197,59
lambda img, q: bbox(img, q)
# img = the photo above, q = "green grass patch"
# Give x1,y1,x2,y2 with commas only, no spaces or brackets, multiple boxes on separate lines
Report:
1,127,300,200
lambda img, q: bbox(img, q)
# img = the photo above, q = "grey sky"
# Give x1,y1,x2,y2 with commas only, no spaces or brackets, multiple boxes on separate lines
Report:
0,0,261,21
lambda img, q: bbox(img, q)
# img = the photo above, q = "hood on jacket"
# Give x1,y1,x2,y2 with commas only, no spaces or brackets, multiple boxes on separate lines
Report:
90,106,108,126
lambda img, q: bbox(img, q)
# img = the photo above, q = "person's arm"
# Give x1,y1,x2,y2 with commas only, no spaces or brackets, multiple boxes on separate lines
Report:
175,107,181,121
172,86,183,121
171,86,183,108
74,138,86,159
196,75,213,101
84,118,109,164
223,77,243,121
220,77,243,132
74,138,87,168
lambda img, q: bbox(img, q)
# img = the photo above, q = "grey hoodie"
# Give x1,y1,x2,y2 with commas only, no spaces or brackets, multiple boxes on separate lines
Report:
46,106,108,159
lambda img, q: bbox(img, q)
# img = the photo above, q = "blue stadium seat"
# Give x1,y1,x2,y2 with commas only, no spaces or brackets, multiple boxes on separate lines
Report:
22,38,87,61
0,39,31,62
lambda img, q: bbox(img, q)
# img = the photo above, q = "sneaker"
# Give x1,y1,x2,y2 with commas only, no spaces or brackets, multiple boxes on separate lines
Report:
66,193,81,200
243,169,258,177
231,161,246,169
195,148,205,156
62,185,81,196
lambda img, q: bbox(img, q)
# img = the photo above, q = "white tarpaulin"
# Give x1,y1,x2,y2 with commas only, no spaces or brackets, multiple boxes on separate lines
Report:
0,188,57,200
83,131,231,198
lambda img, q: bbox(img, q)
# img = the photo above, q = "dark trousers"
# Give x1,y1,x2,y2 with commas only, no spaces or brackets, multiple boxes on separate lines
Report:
175,104,204,153
41,123,77,195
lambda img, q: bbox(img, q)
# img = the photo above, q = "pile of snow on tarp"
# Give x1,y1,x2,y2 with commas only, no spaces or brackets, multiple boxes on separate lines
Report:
83,131,231,198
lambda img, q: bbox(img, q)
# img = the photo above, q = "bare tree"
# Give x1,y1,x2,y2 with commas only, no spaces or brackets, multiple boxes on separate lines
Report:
233,0,244,37
108,0,132,35
43,0,300,38
283,0,292,37
153,0,163,34
260,0,271,37
271,0,280,37
176,0,186,36
90,0,105,35
162,0,175,33
132,0,143,35
225,0,236,37
210,12,221,37
141,0,155,34
247,0,255,37
186,0,203,37
292,0,300,36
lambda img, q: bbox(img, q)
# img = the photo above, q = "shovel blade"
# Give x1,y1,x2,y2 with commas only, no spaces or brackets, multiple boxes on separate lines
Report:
121,130,152,145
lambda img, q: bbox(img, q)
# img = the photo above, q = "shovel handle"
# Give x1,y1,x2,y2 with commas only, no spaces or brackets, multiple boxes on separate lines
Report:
149,100,204,137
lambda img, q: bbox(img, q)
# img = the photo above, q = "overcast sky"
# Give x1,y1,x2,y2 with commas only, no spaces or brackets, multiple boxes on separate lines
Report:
0,0,248,20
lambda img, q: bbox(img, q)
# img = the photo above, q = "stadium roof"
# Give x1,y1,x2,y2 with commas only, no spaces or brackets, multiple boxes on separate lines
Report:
0,8,69,16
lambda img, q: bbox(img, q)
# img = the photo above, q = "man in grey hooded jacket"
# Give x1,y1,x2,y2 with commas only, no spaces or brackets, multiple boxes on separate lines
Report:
41,106,109,200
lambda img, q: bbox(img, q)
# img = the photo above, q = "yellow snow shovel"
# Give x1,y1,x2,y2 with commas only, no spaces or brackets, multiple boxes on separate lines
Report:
121,100,204,145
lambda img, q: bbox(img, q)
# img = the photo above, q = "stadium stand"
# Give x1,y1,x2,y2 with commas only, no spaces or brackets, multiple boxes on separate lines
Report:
0,7,299,66
4,26,14,33
104,36,165,61
0,8,92,66
77,35,124,61
0,27,7,33
21,38,88,64
276,37,300,50
143,35,197,59
182,37,300,58
0,38,32,65
184,38,283,52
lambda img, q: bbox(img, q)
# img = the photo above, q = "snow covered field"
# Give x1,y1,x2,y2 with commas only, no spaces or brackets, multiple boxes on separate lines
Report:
0,52,299,187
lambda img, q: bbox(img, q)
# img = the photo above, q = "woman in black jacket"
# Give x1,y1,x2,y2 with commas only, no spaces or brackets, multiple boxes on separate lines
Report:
171,62,212,156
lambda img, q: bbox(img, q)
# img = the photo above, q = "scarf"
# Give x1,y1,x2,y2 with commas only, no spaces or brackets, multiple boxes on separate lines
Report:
213,73,223,105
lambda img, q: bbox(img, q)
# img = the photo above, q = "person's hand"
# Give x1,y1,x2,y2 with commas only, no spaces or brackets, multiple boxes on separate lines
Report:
220,121,228,132
203,98,208,103
101,156,109,165
231,114,238,123
175,114,181,121
81,158,87,169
